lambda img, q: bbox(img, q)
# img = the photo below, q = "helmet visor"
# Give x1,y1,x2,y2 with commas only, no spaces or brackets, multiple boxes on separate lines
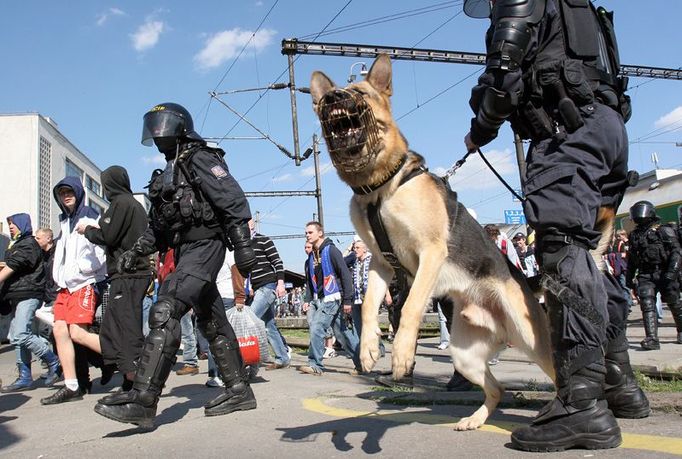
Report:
464,0,491,18
141,110,185,146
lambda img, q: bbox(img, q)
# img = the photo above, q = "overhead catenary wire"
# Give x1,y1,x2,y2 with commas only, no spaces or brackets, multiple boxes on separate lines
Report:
213,0,354,144
299,1,462,40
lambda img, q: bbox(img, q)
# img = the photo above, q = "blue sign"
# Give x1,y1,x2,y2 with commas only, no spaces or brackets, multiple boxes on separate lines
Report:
504,210,526,225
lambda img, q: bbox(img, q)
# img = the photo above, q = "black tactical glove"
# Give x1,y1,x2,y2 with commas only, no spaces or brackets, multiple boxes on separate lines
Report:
228,223,256,277
116,236,157,275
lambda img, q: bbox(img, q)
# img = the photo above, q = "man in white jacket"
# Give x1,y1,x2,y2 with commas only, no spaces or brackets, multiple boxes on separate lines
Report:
41,176,107,405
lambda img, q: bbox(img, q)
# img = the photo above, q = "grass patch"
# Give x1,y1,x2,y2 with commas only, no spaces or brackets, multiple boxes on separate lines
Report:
635,371,682,392
281,329,310,340
370,385,414,393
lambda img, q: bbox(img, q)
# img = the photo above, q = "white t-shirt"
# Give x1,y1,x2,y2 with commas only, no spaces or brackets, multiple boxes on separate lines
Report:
216,249,236,300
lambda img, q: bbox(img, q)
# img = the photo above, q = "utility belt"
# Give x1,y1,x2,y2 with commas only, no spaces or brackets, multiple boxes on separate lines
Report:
166,225,223,248
512,59,628,142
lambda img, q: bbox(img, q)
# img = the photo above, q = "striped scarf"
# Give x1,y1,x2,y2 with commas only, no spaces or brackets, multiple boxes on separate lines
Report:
308,245,341,303
353,253,371,305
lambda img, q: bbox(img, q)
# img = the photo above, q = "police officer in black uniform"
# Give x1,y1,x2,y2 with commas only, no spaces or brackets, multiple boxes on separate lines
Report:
462,0,648,451
627,201,682,349
94,103,257,428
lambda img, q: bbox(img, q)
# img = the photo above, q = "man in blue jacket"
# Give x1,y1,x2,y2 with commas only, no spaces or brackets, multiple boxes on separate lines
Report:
0,213,61,392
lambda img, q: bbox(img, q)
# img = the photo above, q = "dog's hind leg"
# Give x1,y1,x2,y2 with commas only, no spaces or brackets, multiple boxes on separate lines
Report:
360,258,394,372
449,298,505,431
392,245,446,379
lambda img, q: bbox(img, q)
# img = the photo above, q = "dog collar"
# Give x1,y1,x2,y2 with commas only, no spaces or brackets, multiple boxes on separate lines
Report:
351,155,408,195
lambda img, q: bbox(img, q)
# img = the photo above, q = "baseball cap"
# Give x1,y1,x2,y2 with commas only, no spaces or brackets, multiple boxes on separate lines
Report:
513,232,526,240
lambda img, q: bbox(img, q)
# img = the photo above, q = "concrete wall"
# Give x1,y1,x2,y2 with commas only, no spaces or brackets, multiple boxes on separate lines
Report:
0,114,108,239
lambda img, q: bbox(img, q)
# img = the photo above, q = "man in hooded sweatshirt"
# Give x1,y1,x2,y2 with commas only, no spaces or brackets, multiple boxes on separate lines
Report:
40,177,107,405
76,165,152,392
0,213,61,392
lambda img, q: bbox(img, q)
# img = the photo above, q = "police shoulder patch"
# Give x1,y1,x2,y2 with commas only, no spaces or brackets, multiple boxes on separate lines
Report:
211,165,228,179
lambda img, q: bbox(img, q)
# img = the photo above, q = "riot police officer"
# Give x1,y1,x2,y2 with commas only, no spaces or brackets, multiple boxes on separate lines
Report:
627,201,682,349
94,102,257,428
462,0,647,451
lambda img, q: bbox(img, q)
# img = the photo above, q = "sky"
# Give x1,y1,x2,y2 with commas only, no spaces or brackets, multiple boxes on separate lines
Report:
2,1,682,271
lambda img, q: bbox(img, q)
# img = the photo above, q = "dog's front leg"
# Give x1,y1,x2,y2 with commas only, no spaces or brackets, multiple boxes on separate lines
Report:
360,258,393,372
392,246,446,379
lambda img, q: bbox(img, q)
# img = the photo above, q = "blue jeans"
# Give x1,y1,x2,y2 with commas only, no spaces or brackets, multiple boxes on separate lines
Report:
351,302,384,356
437,304,450,344
308,298,360,371
208,298,235,377
8,298,51,366
250,284,290,365
180,311,198,367
142,295,153,336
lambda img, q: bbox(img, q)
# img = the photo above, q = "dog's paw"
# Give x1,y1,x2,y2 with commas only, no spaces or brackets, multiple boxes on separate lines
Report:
360,334,380,372
391,332,416,379
453,414,486,431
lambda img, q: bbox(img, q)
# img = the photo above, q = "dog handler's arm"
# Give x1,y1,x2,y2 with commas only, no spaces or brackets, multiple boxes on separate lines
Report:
464,7,541,149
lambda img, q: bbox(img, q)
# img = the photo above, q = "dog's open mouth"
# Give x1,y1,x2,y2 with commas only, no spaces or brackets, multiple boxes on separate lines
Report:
318,89,380,173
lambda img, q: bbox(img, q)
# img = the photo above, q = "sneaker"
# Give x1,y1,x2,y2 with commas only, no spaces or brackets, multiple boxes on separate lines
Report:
298,365,323,376
40,386,84,405
437,341,449,351
488,358,500,366
176,365,199,376
287,346,292,359
205,377,225,388
322,347,337,359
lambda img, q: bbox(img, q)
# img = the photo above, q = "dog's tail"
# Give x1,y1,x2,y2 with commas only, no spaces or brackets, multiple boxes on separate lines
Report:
591,206,616,272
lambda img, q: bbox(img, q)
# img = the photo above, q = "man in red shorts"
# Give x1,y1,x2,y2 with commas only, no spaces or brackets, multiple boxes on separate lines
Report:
40,176,107,405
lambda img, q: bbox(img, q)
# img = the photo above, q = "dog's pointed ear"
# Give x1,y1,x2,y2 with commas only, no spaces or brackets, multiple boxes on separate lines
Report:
310,71,336,112
366,54,392,97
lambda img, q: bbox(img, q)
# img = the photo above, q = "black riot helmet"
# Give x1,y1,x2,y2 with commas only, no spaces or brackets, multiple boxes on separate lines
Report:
463,0,492,18
141,102,204,148
629,201,658,225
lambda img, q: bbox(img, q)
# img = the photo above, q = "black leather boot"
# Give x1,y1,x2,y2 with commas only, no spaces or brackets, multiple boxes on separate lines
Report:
204,330,257,417
511,370,621,452
604,334,650,418
204,381,257,416
446,370,474,391
94,389,157,429
640,311,660,350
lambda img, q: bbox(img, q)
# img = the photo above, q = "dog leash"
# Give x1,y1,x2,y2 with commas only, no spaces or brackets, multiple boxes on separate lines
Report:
442,148,525,202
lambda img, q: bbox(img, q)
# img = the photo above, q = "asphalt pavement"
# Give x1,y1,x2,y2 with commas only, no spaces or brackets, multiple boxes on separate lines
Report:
0,309,680,458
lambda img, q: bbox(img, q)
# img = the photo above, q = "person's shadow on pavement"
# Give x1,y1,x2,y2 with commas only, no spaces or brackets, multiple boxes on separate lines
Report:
101,383,214,437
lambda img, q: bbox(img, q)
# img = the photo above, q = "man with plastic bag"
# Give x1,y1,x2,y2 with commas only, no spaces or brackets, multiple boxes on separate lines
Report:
94,102,257,428
462,0,647,452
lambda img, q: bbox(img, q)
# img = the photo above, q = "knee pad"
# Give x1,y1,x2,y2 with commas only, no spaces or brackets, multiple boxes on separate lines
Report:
148,295,185,330
639,297,656,314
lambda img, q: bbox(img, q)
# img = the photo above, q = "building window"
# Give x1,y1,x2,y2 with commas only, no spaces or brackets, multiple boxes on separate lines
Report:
38,137,52,229
88,199,105,216
86,175,101,197
65,158,83,181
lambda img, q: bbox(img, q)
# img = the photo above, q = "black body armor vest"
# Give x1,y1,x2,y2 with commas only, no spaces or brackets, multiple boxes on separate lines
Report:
147,145,221,247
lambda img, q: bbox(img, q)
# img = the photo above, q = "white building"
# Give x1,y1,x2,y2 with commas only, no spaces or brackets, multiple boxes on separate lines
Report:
0,113,108,243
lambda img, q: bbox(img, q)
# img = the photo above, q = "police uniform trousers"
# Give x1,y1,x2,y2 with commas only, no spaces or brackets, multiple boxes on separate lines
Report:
522,101,628,389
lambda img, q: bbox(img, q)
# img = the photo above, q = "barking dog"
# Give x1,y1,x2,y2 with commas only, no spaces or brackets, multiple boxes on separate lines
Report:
310,54,556,430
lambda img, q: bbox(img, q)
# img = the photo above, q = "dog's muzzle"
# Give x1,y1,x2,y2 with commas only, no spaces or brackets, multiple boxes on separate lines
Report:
318,89,380,173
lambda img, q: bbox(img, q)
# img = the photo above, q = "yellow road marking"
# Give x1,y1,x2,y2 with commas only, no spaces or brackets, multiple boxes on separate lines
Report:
303,398,682,455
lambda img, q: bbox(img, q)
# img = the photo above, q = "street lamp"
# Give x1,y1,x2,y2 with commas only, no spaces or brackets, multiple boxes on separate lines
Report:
348,62,368,83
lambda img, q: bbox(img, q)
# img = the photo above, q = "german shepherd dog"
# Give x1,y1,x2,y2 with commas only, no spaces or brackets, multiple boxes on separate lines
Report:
310,55,558,430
